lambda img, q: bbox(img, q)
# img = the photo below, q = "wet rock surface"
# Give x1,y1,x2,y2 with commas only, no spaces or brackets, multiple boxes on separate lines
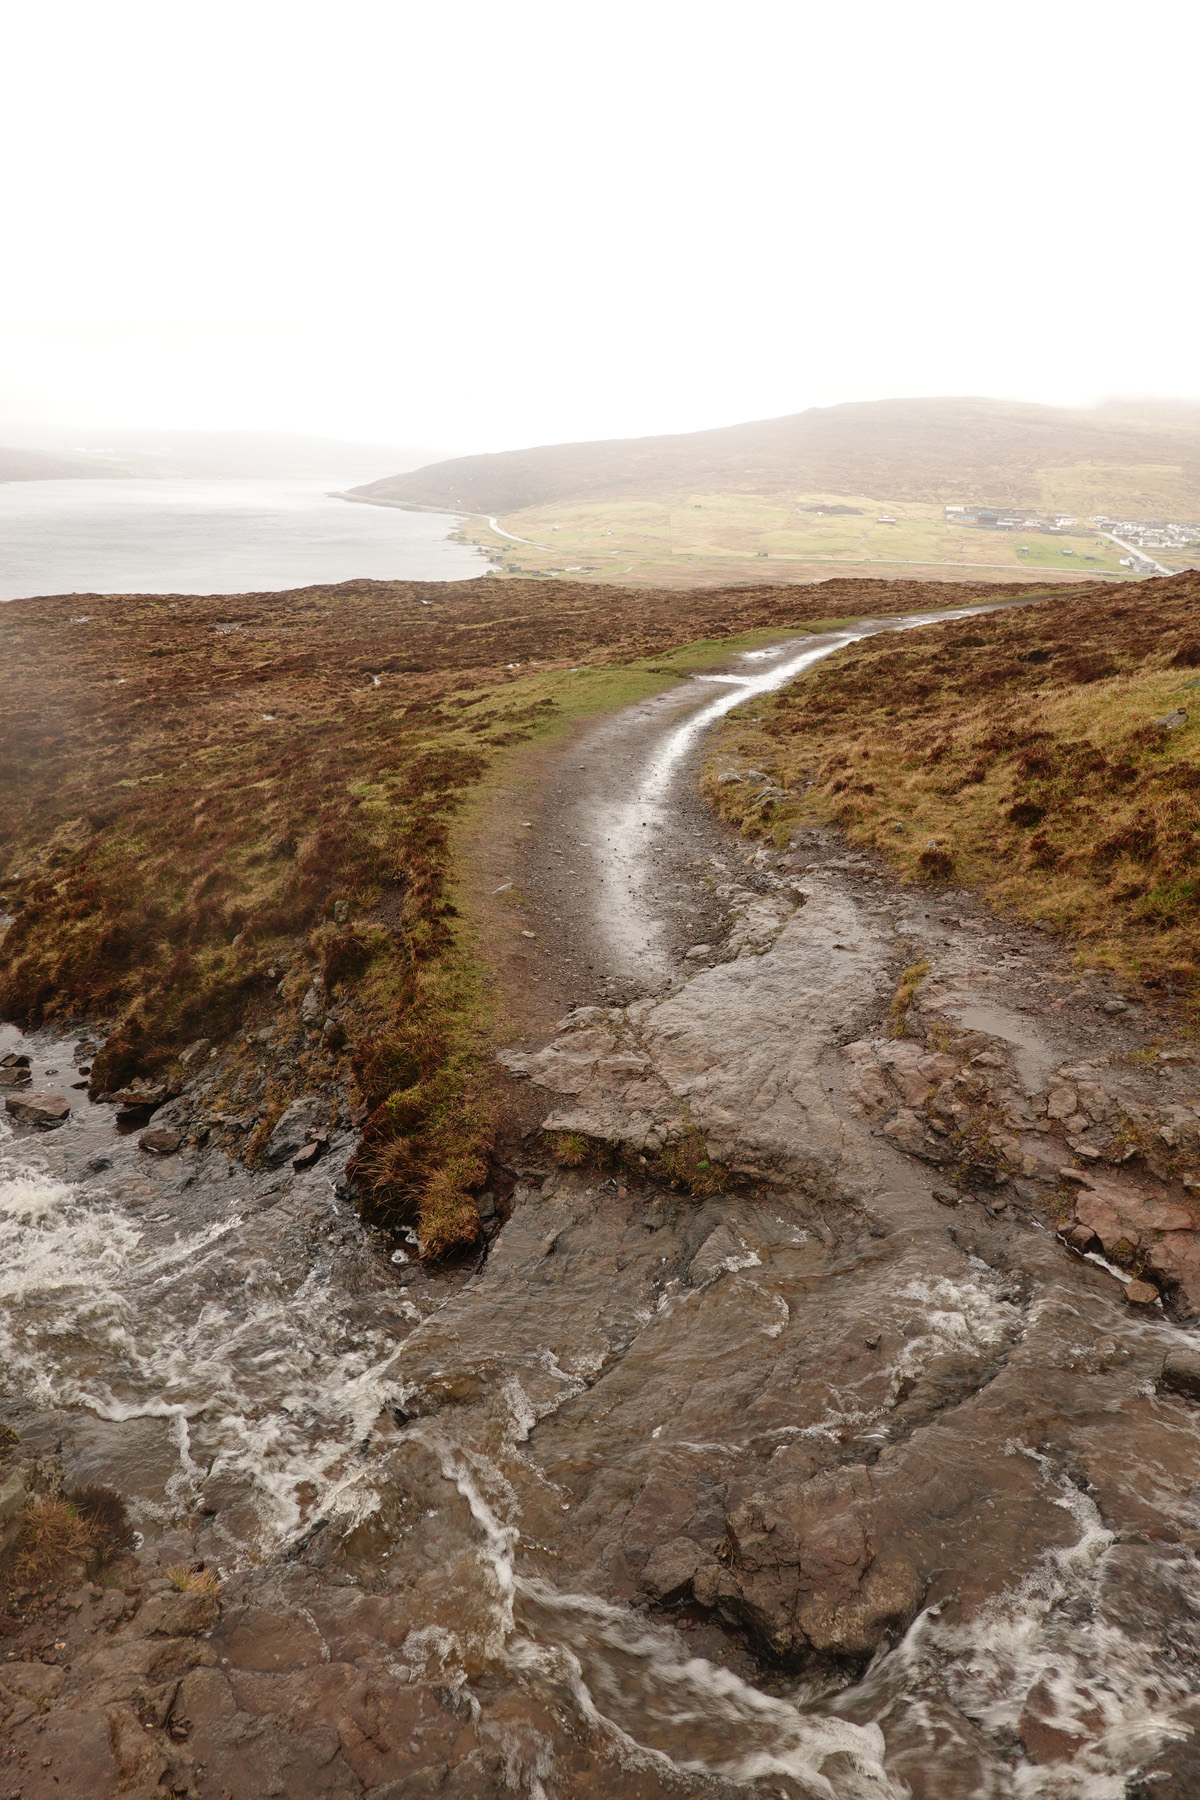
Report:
7,620,1200,1796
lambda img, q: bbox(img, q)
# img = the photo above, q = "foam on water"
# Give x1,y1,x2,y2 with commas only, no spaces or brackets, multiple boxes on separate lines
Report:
420,1430,903,1799
0,1114,410,1552
845,1454,1200,1796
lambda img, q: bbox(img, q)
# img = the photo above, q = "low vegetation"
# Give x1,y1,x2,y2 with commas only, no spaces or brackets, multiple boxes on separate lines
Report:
4,1485,133,1588
705,570,1200,1012
1,571,991,1253
545,1125,729,1196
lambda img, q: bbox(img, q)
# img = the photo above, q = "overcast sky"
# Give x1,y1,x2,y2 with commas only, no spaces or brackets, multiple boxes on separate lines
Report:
4,0,1197,455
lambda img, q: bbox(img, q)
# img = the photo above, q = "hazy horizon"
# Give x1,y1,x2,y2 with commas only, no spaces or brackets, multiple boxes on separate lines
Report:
4,2,1198,458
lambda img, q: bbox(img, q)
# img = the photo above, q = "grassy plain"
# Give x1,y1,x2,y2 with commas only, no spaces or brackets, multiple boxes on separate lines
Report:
460,493,1134,587
704,570,1200,1009
1,572,1005,1253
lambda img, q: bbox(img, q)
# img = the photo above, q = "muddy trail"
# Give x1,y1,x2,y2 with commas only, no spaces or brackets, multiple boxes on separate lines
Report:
7,613,1200,1799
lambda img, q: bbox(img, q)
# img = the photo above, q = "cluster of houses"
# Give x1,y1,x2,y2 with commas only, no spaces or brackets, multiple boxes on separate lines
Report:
943,505,1079,532
1091,515,1200,550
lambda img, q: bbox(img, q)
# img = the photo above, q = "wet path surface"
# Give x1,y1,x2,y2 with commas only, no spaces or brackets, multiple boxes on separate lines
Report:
7,609,1200,1797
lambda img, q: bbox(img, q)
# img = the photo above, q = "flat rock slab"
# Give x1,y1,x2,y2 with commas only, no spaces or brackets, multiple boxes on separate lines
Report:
5,1089,70,1125
502,876,890,1190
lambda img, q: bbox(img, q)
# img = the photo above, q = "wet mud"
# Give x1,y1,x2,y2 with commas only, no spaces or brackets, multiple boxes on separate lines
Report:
6,613,1200,1798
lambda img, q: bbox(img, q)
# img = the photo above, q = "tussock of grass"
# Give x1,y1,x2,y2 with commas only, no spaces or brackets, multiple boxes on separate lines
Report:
655,1128,728,1196
706,571,1200,1011
546,1130,606,1169
166,1563,220,1595
8,1484,131,1584
12,1499,92,1581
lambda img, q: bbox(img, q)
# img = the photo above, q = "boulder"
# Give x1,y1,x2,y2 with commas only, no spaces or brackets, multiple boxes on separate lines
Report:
722,1470,926,1662
264,1095,324,1166
139,1127,183,1156
640,1537,706,1602
136,1587,220,1637
1159,1349,1200,1401
4,1090,69,1126
109,1081,169,1108
1147,1234,1200,1315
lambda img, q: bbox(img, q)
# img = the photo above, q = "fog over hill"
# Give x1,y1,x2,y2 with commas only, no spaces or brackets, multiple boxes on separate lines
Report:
0,446,124,483
0,429,440,483
350,397,1200,517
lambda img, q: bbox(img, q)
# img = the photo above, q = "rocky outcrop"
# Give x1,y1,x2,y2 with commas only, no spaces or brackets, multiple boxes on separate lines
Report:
720,1465,926,1661
501,876,889,1192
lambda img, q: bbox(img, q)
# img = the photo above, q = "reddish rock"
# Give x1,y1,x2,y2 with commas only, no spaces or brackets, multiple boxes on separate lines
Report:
1074,1194,1139,1259
1147,1233,1200,1314
138,1127,182,1156
136,1587,220,1636
1019,1677,1105,1763
220,1604,326,1671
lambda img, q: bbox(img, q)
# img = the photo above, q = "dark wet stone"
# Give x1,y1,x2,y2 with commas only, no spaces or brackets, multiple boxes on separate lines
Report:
265,1094,325,1165
1159,1350,1200,1402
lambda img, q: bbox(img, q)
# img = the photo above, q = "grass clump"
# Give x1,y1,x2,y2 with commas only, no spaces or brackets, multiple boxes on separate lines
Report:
705,570,1200,1015
546,1130,606,1169
7,1485,131,1585
891,961,930,1037
655,1129,728,1196
166,1563,220,1595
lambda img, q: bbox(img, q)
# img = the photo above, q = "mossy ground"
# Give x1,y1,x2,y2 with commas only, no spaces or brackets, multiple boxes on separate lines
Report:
704,569,1200,1014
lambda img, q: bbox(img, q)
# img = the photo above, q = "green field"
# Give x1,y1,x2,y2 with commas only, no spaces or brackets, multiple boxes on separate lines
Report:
457,492,1135,586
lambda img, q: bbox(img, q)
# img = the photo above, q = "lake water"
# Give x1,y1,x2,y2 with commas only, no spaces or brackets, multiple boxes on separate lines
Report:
0,478,488,601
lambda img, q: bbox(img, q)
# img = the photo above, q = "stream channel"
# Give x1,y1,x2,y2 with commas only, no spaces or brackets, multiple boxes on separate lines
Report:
5,610,1200,1798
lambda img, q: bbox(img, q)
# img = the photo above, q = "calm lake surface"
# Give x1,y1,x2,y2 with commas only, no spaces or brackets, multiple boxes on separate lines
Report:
0,478,487,601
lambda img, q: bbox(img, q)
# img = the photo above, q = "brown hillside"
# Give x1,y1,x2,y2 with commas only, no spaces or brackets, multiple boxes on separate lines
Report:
707,568,1200,1007
351,397,1200,518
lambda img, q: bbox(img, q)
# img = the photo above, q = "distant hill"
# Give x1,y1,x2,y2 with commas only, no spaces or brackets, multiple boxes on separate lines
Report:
0,430,441,483
350,397,1200,519
0,446,124,483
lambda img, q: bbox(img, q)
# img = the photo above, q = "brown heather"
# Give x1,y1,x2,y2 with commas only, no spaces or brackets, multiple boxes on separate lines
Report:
704,569,1200,1011
1,571,1000,1253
